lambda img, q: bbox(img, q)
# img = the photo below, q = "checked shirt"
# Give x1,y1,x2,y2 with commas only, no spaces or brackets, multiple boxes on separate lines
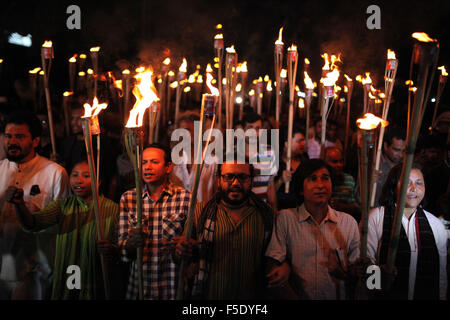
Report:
119,182,191,300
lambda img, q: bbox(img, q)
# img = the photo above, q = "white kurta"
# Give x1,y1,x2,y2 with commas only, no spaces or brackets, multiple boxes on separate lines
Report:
366,206,448,300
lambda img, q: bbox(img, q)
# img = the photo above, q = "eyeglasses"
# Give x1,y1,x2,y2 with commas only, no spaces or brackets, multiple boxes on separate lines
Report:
221,173,251,183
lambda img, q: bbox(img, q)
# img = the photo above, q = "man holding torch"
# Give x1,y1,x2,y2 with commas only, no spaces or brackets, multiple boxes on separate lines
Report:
119,144,191,300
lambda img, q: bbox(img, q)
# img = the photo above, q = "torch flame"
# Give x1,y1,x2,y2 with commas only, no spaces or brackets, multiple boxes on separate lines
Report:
63,91,74,97
126,69,160,128
344,74,353,82
90,46,101,52
163,58,171,66
387,49,396,60
78,71,86,77
321,53,330,70
275,27,284,45
267,80,273,91
264,75,270,82
356,113,388,130
216,24,223,30
240,61,248,72
82,97,108,118
304,71,315,89
280,69,287,78
206,63,213,73
42,41,52,48
170,81,178,89
304,58,310,65
320,68,340,87
249,89,255,96
206,73,219,96
361,72,372,85
226,45,236,53
288,44,297,52
79,54,87,59
178,58,187,73
69,56,77,63
405,80,413,86
214,33,223,40
298,98,305,109
122,69,130,75
29,67,41,74
412,32,437,43
438,66,448,76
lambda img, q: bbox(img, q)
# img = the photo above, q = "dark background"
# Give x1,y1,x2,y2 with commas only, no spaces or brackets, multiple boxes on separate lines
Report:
0,0,449,125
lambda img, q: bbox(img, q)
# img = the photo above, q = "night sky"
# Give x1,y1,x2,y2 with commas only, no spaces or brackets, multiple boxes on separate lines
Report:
1,0,449,125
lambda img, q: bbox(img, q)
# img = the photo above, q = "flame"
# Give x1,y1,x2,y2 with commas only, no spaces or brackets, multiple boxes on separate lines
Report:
214,33,223,40
409,87,417,93
87,68,94,75
249,89,255,96
304,71,315,89
29,67,41,74
387,49,396,60
344,86,348,93
267,80,273,91
321,68,340,87
170,81,178,89
178,58,187,73
379,92,386,99
356,113,388,130
298,98,305,109
82,97,108,118
114,80,123,91
275,27,284,45
241,61,248,72
63,91,74,97
344,74,352,82
78,71,86,77
79,54,87,59
405,80,414,86
184,86,191,93
236,83,242,92
39,71,44,76
288,44,297,52
168,71,175,77
188,74,196,83
226,45,236,53
205,73,219,96
330,54,341,69
412,32,437,43
280,69,287,78
0,59,3,63
163,58,171,66
360,72,372,85
216,24,223,30
90,46,100,52
42,41,52,48
122,69,130,75
206,63,214,73
438,66,448,76
69,56,77,63
126,69,160,128
321,53,330,70
258,76,263,83
197,75,203,83
304,58,310,65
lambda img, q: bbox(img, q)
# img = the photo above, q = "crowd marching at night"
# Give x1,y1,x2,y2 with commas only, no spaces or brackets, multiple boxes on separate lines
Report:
0,23,448,302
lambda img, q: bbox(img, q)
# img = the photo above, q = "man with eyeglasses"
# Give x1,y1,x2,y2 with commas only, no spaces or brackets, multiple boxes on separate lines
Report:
175,159,274,299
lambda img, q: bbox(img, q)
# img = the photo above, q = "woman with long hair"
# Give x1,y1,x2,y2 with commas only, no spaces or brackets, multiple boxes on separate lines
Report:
366,163,447,300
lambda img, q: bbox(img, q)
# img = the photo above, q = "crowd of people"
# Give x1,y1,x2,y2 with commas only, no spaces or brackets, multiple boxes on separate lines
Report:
0,83,448,300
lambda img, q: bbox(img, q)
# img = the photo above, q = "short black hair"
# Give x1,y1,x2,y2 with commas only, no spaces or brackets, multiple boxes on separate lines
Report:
384,125,406,146
291,159,334,194
143,143,172,164
5,109,42,139
217,151,255,178
242,112,262,127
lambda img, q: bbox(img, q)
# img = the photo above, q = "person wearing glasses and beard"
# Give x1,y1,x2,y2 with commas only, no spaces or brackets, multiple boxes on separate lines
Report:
175,157,274,300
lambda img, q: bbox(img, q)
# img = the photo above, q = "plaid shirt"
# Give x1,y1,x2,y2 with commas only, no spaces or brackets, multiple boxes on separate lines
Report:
119,182,191,300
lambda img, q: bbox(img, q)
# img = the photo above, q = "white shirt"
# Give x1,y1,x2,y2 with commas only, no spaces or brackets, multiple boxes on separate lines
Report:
0,154,70,216
367,206,448,300
266,204,360,299
171,152,217,203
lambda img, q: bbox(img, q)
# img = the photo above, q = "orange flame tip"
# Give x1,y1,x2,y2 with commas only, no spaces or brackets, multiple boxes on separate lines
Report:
356,113,388,130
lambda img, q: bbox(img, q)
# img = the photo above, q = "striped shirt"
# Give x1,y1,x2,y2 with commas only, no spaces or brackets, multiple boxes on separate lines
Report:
265,204,360,299
332,173,356,204
250,146,278,202
190,201,266,299
119,183,190,300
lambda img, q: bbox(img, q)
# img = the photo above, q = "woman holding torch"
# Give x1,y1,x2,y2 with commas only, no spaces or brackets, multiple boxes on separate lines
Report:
366,163,447,300
5,159,119,300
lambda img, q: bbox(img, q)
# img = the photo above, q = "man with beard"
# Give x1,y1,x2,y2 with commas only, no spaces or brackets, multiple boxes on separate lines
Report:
175,158,274,299
0,109,70,299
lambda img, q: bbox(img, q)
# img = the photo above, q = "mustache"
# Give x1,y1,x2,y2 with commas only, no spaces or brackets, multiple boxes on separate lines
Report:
8,145,21,151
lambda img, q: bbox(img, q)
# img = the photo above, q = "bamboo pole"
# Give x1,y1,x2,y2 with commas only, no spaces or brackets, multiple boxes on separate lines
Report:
431,67,447,129
386,34,439,277
124,128,144,299
41,41,57,158
285,45,298,193
274,27,284,128
214,34,224,130
82,117,110,299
